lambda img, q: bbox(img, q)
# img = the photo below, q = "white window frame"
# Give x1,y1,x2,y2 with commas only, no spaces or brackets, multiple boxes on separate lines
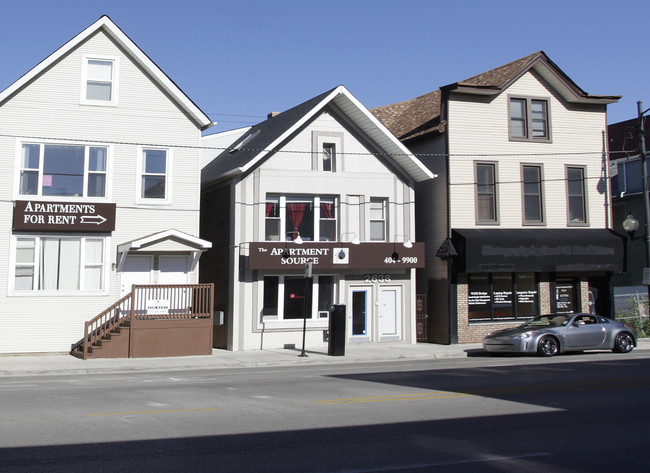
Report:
369,197,388,241
265,195,338,242
15,141,111,200
136,147,172,205
261,275,336,325
80,55,119,106
312,131,344,172
9,235,109,295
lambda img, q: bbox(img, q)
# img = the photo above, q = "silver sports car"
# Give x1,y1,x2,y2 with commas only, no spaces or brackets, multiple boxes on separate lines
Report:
483,313,637,357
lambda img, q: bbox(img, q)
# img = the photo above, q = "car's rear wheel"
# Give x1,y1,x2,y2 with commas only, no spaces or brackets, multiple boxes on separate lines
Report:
612,332,634,353
537,336,559,357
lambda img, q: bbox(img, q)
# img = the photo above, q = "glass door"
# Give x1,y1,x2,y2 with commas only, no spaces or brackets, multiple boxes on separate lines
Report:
352,290,368,336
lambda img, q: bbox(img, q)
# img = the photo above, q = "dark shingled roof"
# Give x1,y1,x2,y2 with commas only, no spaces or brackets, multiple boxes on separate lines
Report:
371,51,619,143
202,87,337,184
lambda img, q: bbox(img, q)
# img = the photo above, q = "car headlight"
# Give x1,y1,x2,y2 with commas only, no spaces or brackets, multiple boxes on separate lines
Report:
513,331,534,340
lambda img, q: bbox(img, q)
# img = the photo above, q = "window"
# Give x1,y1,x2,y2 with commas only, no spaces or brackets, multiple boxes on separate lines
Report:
13,236,105,292
369,198,387,241
322,143,336,172
139,148,169,201
265,195,337,242
567,166,587,224
262,275,335,320
509,97,550,141
19,143,108,197
468,272,538,322
82,56,118,105
312,131,343,171
476,163,497,223
319,198,337,241
522,165,544,224
615,159,645,195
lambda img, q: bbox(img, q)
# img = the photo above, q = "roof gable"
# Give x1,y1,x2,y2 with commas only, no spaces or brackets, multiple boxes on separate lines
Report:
0,15,212,130
372,51,620,142
202,86,434,185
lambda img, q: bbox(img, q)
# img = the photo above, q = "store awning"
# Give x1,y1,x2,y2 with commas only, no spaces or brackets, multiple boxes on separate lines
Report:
450,228,625,273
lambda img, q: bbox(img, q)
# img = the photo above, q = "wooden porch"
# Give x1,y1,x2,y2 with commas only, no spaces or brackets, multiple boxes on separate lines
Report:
70,284,214,360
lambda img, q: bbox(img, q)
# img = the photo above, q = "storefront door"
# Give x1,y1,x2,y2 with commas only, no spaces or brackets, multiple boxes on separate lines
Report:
351,288,370,338
380,287,401,340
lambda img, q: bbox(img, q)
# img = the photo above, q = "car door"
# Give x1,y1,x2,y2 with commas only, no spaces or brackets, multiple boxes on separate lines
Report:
566,315,608,348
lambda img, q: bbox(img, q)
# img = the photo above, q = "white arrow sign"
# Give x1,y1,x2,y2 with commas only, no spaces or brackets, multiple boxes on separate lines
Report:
80,215,107,225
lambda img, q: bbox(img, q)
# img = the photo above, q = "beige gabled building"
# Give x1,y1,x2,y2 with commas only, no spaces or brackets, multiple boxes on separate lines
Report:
373,51,625,344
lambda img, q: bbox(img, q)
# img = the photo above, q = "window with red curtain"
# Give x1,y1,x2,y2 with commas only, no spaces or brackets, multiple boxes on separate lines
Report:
287,202,307,240
320,200,336,241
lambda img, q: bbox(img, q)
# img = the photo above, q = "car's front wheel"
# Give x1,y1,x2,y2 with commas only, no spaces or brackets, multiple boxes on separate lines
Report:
537,336,560,357
612,332,635,353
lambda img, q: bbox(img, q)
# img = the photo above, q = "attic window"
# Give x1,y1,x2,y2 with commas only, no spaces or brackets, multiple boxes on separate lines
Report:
229,130,260,154
81,55,119,106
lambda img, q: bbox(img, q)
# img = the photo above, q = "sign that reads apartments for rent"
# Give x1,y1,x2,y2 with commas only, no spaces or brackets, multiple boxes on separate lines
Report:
13,200,116,232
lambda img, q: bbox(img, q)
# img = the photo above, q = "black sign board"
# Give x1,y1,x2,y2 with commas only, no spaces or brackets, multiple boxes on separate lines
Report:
13,200,116,232
249,242,425,270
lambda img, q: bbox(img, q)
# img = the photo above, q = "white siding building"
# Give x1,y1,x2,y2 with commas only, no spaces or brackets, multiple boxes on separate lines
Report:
373,52,624,344
0,16,212,354
201,86,433,351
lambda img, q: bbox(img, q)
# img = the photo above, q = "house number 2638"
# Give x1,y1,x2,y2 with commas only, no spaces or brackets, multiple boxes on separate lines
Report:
364,274,391,283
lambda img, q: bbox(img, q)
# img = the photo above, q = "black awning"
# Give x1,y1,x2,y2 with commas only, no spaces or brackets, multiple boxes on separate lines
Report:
450,228,625,273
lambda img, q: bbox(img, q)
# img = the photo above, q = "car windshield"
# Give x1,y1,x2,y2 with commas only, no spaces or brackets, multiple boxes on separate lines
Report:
523,314,572,328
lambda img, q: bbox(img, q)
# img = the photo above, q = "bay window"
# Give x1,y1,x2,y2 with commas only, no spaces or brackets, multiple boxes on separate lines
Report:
19,143,108,197
13,236,106,292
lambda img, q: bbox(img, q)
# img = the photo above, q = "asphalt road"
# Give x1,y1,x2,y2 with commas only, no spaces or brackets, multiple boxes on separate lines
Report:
1,351,648,472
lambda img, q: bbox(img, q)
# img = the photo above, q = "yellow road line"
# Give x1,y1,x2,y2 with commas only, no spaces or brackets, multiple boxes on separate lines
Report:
88,407,219,417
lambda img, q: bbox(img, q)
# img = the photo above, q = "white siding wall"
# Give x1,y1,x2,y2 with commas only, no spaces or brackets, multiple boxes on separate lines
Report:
230,112,416,351
0,31,203,353
447,72,609,230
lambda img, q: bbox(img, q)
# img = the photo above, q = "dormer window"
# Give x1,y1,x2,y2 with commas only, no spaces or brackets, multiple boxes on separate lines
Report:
81,56,118,105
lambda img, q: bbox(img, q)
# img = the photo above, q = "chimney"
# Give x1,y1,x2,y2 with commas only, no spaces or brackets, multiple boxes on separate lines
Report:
267,112,280,119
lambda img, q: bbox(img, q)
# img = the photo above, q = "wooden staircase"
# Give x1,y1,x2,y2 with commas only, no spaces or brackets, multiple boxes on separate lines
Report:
70,284,214,360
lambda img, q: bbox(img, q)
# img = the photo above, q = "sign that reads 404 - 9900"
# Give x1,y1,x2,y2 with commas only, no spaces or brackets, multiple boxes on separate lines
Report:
13,200,116,232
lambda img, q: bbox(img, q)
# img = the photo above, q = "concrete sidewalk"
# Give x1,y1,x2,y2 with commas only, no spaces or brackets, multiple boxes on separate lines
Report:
1,339,649,378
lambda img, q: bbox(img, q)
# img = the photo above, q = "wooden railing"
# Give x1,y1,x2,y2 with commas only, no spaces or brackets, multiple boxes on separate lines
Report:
71,284,214,360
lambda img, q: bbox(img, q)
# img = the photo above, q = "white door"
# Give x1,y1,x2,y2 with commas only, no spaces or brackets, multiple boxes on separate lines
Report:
158,255,190,284
120,255,153,297
159,255,190,312
380,287,401,340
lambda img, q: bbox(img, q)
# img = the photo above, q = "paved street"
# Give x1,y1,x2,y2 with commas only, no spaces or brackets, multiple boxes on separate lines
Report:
1,349,649,472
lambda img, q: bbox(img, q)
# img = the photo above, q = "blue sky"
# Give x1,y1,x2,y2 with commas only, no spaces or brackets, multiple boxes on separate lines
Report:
1,0,648,133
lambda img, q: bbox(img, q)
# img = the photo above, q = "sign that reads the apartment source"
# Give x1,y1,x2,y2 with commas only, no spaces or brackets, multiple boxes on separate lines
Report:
13,200,116,232
249,242,425,270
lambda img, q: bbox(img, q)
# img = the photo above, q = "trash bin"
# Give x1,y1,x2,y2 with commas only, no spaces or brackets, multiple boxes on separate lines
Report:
329,304,346,356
